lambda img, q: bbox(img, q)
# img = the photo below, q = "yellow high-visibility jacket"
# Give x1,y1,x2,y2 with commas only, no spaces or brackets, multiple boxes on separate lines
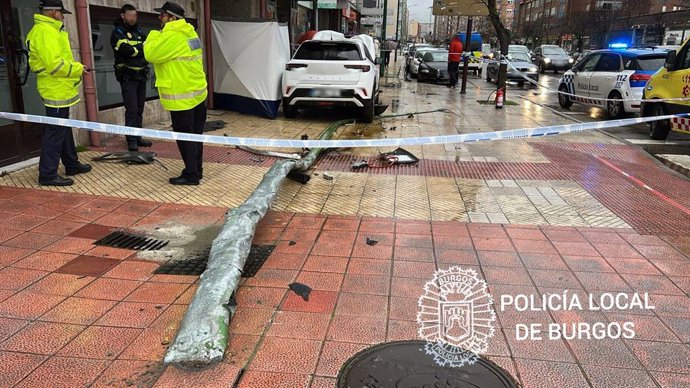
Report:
26,14,84,108
144,19,207,111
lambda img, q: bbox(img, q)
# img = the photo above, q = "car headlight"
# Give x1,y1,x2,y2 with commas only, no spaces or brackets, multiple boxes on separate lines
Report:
543,58,551,63
421,69,429,73
568,58,574,63
529,67,537,72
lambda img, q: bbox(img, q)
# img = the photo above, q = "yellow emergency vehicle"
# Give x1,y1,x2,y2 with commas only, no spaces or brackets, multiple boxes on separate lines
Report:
641,43,690,139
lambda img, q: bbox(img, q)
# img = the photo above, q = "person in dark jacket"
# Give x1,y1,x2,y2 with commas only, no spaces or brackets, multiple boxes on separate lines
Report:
110,4,152,151
448,35,463,88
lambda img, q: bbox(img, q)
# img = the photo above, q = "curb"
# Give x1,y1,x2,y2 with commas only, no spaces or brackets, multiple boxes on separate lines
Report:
656,154,690,179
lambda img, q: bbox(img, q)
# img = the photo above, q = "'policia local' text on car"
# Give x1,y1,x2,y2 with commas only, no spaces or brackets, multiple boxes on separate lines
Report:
557,49,667,119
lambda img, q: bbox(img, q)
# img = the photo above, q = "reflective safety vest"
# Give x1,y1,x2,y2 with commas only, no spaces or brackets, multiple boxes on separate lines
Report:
26,14,84,108
144,19,207,111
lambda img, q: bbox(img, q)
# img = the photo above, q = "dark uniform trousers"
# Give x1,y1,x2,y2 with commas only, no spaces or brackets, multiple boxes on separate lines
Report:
38,106,80,179
120,76,147,146
448,61,460,87
170,101,206,181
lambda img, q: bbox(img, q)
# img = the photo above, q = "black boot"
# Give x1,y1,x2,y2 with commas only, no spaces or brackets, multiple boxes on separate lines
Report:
38,175,74,186
169,176,199,186
138,138,153,147
65,163,92,176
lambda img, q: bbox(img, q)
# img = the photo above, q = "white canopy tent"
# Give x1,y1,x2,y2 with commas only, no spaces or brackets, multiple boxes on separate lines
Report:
211,20,291,119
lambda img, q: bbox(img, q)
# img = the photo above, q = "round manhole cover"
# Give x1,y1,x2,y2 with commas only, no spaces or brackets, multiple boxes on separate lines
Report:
337,341,518,388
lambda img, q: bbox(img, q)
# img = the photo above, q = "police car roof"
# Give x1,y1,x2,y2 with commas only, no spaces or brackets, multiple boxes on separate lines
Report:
592,48,668,57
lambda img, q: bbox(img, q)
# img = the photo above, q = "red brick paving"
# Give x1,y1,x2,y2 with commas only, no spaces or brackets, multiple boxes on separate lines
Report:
0,160,690,388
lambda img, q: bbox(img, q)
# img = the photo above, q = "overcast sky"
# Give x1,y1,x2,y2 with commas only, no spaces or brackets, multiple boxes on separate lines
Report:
407,0,434,23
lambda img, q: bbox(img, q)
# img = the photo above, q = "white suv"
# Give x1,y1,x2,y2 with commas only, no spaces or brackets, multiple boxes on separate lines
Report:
282,31,380,123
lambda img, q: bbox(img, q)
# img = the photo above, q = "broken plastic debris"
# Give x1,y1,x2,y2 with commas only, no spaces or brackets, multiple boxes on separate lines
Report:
288,240,297,246
366,237,378,246
323,172,334,180
351,160,369,169
288,282,312,301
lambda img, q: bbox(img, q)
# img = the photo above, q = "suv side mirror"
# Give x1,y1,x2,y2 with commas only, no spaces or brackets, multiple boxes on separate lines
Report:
664,50,677,70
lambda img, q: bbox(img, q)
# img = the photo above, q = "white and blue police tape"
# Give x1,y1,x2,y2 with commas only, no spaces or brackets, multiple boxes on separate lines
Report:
0,111,685,149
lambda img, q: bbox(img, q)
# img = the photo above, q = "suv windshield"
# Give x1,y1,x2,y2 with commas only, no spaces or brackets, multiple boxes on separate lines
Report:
543,47,567,55
424,51,449,62
294,42,362,61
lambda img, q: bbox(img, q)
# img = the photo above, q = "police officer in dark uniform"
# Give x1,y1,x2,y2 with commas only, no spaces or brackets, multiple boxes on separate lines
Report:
110,4,152,151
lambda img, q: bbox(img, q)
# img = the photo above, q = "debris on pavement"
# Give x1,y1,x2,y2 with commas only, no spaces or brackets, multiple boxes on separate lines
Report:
366,237,378,246
323,172,334,180
203,120,227,132
288,282,312,301
288,240,297,246
351,160,369,169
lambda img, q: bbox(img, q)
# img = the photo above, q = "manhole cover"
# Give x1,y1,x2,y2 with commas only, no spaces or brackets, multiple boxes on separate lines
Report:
94,231,169,251
337,341,518,388
154,244,275,277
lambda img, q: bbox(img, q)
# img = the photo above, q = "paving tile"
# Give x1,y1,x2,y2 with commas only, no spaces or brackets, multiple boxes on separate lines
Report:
575,272,632,292
350,242,394,260
394,234,434,249
32,219,85,237
39,297,117,325
347,258,391,276
54,255,121,277
235,286,286,309
248,336,322,374
244,269,298,288
95,301,166,328
512,239,559,255
355,231,395,246
0,267,48,291
311,376,337,388
505,332,574,363
593,243,644,259
25,273,95,296
281,290,337,314
326,315,386,344
627,340,690,374
0,291,65,319
266,311,331,340
647,295,690,317
432,235,474,250
58,325,142,359
506,227,548,241
295,271,343,292
620,234,667,246
336,293,388,318
393,246,435,262
580,231,629,245
0,228,23,244
0,317,28,342
228,307,274,336
0,321,84,355
315,341,368,377
519,253,568,270
91,359,165,388
0,246,35,266
604,257,663,275
155,364,243,387
287,214,326,229
262,253,308,271
649,259,690,277
477,251,523,268
392,261,436,279
561,255,615,273
515,359,589,388
582,365,657,388
0,351,47,387
390,276,428,298
103,260,159,281
302,255,349,273
567,338,641,369
323,217,360,231
621,274,685,296
529,268,582,289
484,266,533,286
67,223,114,240
552,241,600,257
12,251,79,272
223,334,260,368
43,236,97,255
651,371,690,388
85,245,136,260
236,371,310,388
119,327,174,361
3,232,61,250
340,274,390,295
125,282,191,304
435,249,479,265
5,214,52,231
472,237,515,252
607,313,681,343
389,296,419,322
75,277,142,301
468,224,508,239
386,319,419,341
635,245,687,260
396,221,431,235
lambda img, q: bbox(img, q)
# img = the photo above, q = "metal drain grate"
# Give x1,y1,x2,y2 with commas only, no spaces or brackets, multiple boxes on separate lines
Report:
154,244,275,277
94,231,169,251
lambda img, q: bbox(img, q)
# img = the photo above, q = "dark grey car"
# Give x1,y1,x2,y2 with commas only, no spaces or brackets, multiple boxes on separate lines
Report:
531,45,574,74
417,50,450,83
486,52,539,88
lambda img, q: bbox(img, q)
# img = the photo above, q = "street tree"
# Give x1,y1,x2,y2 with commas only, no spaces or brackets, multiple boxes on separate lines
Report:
480,0,511,100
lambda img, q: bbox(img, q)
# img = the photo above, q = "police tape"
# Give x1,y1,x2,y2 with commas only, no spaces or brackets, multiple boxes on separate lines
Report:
0,111,685,149
502,59,690,104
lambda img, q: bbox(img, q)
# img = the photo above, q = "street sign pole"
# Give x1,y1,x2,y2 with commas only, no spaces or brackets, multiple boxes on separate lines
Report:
381,0,388,77
395,0,402,62
460,16,472,94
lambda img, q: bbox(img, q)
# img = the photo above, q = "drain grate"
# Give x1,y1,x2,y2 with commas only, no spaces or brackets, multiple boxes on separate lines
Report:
94,231,169,251
154,244,275,277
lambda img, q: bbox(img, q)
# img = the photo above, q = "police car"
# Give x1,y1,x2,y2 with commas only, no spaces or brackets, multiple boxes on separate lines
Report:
557,48,667,118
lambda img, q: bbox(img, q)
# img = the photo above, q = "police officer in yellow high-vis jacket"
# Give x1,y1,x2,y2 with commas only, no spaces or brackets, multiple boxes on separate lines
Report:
26,0,92,186
146,2,207,186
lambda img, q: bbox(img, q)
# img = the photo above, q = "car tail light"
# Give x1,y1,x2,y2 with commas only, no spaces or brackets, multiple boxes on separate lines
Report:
630,73,651,82
344,65,371,72
286,63,307,70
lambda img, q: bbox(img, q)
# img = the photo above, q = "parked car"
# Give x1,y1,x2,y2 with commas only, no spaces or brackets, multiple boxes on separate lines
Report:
508,44,530,56
571,50,592,64
408,48,437,78
282,31,380,122
642,42,690,139
532,45,574,73
486,51,539,88
417,50,451,83
405,44,433,75
558,48,667,119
